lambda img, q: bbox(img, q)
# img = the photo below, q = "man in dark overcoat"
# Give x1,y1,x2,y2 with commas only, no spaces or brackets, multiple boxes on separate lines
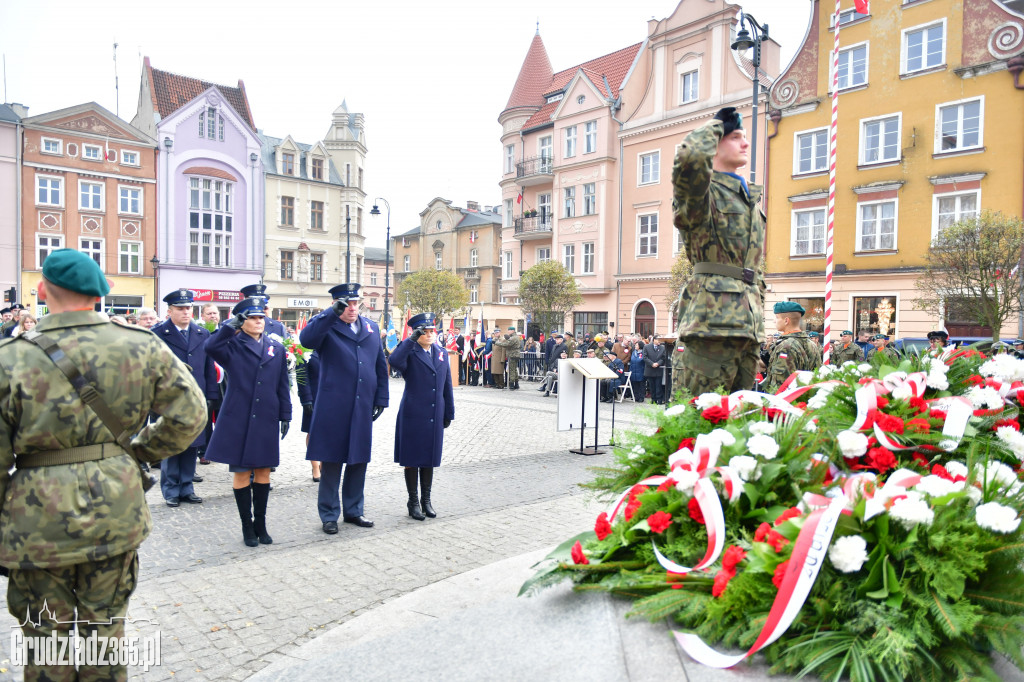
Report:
299,283,389,533
152,288,219,506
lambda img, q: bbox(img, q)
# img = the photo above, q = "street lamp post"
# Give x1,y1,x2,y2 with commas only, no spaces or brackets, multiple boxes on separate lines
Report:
149,255,160,310
345,212,351,283
730,12,769,185
370,198,391,328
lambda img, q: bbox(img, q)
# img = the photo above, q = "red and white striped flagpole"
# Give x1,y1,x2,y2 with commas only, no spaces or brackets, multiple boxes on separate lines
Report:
822,0,842,365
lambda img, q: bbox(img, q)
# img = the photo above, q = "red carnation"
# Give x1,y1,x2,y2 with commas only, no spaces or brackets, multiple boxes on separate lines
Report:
702,404,731,423
772,560,790,588
677,437,696,452
766,529,790,553
909,396,928,414
624,497,642,522
722,545,747,572
571,540,589,565
647,510,673,534
712,569,734,597
876,396,889,409
995,419,1020,432
688,497,705,524
594,512,612,540
912,453,931,468
965,374,985,387
656,479,673,493
763,407,784,420
905,418,931,433
875,413,905,434
929,409,948,420
867,446,897,473
774,507,802,527
628,484,648,502
754,522,771,542
862,409,879,430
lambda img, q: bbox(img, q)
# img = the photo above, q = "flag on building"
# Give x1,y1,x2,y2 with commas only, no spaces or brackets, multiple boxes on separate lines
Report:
516,191,523,204
854,0,869,13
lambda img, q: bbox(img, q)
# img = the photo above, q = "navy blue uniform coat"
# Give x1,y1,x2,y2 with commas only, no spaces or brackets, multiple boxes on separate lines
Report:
299,312,389,465
204,325,291,468
388,337,455,467
151,319,219,448
296,351,320,433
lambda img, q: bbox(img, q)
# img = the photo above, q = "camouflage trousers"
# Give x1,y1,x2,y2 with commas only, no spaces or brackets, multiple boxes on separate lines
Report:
507,358,520,384
7,551,139,682
672,337,760,399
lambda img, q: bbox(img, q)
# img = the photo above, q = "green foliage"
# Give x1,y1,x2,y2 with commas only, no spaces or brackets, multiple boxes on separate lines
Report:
395,268,470,319
517,261,583,333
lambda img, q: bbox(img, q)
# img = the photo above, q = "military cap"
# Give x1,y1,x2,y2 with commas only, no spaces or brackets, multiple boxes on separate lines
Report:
232,297,267,318
927,330,949,340
808,331,820,338
408,312,438,330
872,334,890,341
0,308,9,315
163,288,194,307
9,303,25,311
240,283,269,300
713,106,743,136
328,283,362,301
42,248,110,297
840,330,853,336
773,301,805,315
493,327,501,332
1015,339,1024,347
507,326,516,331
550,329,558,334
572,349,582,356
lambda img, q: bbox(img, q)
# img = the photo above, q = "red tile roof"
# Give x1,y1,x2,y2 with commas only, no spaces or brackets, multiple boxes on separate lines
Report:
145,58,255,130
504,34,554,111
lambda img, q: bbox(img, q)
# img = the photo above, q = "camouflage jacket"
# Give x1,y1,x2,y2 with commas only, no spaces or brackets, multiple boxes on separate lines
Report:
496,334,522,358
0,311,206,569
764,331,821,393
867,345,900,363
832,341,864,365
672,120,766,342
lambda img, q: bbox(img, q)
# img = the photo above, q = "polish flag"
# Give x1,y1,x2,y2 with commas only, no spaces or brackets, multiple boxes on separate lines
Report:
854,0,869,13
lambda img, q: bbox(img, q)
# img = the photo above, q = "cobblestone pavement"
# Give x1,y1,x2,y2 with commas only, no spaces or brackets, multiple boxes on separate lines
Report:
0,377,663,681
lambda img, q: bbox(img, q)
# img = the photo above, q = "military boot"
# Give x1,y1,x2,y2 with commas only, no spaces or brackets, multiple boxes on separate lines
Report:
233,485,258,547
405,467,425,521
420,467,436,518
251,482,273,544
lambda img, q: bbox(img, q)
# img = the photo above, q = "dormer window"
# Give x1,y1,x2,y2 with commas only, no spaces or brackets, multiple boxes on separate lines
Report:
199,107,225,141
311,157,324,180
281,152,295,175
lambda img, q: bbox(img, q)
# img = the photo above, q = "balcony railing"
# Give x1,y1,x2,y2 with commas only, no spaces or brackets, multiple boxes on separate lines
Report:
516,155,553,185
513,216,553,238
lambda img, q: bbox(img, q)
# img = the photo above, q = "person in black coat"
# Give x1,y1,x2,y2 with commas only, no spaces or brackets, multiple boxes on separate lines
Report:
644,338,667,404
295,349,322,481
205,297,292,547
151,289,219,507
387,313,455,520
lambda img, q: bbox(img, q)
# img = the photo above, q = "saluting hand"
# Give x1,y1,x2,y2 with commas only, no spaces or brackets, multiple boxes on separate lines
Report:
331,299,346,316
410,325,426,341
226,313,246,330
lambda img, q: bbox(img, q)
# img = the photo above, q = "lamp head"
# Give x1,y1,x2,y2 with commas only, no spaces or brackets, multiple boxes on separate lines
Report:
370,205,380,216
731,27,755,52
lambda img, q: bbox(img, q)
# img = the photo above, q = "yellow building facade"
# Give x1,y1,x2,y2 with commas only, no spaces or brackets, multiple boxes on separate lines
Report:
765,0,1024,341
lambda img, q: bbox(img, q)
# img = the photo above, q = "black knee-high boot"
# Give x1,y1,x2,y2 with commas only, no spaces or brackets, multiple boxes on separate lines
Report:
252,482,272,544
233,486,258,547
420,467,436,518
405,467,425,520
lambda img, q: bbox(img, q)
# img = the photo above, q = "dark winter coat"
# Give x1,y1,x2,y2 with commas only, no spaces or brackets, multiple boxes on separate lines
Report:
644,343,667,379
295,351,320,433
151,319,219,449
388,337,455,468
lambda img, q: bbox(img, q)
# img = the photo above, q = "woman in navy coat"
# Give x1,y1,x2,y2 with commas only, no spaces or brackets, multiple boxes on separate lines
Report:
205,297,292,547
295,350,321,481
388,313,455,520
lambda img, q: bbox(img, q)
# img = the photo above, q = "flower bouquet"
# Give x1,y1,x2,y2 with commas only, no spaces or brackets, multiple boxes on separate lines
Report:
521,349,1024,681
283,337,310,365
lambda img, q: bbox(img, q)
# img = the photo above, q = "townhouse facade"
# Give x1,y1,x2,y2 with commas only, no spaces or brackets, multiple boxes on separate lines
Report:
765,0,1024,340
363,246,393,323
19,103,158,316
498,0,779,339
0,104,21,302
132,57,264,317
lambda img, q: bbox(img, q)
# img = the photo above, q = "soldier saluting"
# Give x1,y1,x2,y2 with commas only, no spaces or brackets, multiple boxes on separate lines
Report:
0,249,206,681
763,301,822,393
671,107,765,397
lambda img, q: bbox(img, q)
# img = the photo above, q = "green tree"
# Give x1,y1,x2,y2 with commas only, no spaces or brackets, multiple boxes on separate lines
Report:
395,269,470,319
666,249,693,322
518,261,583,333
914,210,1024,342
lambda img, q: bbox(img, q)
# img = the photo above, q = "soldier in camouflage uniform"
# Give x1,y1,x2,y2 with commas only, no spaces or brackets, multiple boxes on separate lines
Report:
0,249,206,682
832,330,863,365
763,301,822,393
671,107,766,398
496,327,523,390
867,334,900,363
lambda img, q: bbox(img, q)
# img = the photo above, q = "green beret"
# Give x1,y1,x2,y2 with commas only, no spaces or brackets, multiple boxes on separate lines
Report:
43,249,110,297
507,326,516,331
841,330,853,336
873,334,889,341
773,301,805,315
808,331,820,338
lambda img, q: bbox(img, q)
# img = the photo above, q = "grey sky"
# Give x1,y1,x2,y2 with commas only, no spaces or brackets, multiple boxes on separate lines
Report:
0,0,811,249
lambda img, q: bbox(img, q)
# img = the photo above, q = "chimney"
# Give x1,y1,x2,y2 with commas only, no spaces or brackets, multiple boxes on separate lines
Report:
8,103,28,118
466,200,479,211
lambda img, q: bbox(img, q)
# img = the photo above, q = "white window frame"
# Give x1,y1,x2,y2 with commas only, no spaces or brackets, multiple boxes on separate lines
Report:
934,96,984,154
36,234,64,269
901,19,946,75
583,183,596,215
584,121,597,154
118,185,142,216
79,180,104,212
118,240,142,274
793,127,829,175
41,137,62,156
537,247,551,263
504,250,513,279
833,7,869,26
505,199,514,227
539,136,553,166
856,198,899,253
79,237,104,269
564,126,577,158
833,41,869,90
680,69,699,104
638,150,660,185
563,186,575,218
36,174,63,207
120,149,139,167
370,272,378,286
562,243,575,273
435,252,443,270
470,283,478,304
538,193,552,225
82,143,103,162
582,242,595,274
637,213,659,257
932,189,981,239
404,255,411,272
674,228,684,255
504,144,514,174
790,207,827,257
859,113,902,166
470,248,478,267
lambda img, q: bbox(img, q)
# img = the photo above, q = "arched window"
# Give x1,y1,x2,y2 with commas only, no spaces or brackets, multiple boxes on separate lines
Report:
634,301,656,338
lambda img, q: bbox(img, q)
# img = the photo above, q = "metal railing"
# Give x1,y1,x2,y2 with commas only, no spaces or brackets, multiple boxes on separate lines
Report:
516,155,553,179
513,216,553,236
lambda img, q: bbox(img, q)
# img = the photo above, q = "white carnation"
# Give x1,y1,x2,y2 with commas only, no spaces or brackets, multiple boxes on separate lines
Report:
889,495,935,529
695,393,722,409
965,485,983,505
926,371,950,391
945,461,969,480
628,444,645,460
796,371,815,386
966,386,1003,410
858,363,873,374
670,468,700,492
979,355,1024,382
727,455,759,482
975,502,1022,533
807,385,835,409
828,535,869,573
747,434,780,460
816,364,834,378
748,422,776,436
977,461,1018,488
805,419,818,432
996,427,1024,461
890,383,914,402
915,475,958,498
837,430,869,459
664,403,687,417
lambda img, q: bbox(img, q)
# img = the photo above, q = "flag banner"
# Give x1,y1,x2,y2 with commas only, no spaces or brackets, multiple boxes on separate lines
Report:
386,316,398,351
854,0,869,14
